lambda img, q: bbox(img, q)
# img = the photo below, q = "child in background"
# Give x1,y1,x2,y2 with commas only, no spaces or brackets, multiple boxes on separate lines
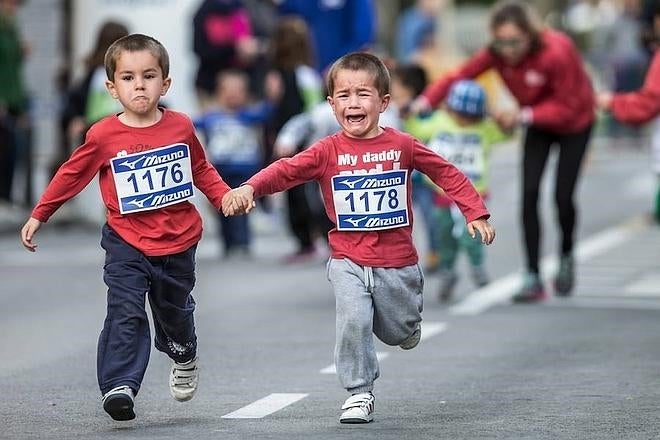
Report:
20,34,233,421
416,80,509,301
223,52,495,424
194,68,280,259
265,16,326,263
390,63,441,273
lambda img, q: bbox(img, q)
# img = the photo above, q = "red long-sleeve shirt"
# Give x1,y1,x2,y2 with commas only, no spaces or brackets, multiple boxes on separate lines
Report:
611,50,660,125
422,30,595,134
247,127,489,268
32,109,231,256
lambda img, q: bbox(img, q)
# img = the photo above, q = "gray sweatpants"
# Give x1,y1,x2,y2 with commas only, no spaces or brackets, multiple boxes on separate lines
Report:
327,258,424,394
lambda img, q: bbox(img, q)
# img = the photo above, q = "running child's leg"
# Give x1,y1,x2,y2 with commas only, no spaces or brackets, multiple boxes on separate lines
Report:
148,244,198,402
459,226,488,287
371,264,424,347
433,206,460,300
98,224,152,397
148,244,197,364
98,224,152,420
433,206,459,271
328,258,379,394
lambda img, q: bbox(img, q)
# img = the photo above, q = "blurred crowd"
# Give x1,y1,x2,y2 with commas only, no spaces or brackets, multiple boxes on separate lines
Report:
1,0,659,265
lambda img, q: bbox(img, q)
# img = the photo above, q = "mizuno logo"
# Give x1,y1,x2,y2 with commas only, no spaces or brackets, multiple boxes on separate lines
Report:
126,195,154,208
362,176,403,188
344,217,367,227
118,157,145,170
338,177,365,189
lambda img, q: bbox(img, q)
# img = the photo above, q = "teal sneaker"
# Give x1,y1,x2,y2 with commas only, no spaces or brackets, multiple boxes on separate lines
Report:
554,254,574,296
512,273,547,303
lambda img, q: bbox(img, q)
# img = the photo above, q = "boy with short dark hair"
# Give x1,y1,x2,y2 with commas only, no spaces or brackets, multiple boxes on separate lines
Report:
223,52,495,424
20,34,232,421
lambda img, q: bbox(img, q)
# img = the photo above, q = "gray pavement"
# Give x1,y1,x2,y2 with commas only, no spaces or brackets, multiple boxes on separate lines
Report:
3,136,660,439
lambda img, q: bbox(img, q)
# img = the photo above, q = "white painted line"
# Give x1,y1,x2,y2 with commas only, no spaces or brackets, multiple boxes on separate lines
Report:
319,322,447,374
320,352,389,374
221,393,308,419
420,321,448,341
449,217,644,316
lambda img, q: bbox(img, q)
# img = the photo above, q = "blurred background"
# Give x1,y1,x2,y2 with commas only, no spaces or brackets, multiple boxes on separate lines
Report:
1,0,656,231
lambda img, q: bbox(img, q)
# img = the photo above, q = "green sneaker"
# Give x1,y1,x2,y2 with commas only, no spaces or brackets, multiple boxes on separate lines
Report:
512,273,547,303
554,255,574,296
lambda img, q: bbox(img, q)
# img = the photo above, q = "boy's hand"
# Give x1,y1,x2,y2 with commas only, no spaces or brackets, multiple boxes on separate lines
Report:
20,217,42,252
493,109,519,132
467,217,495,245
405,95,431,118
596,91,613,111
222,185,256,216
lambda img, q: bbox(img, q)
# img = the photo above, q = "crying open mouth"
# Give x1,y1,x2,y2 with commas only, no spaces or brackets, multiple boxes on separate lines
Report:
347,115,365,123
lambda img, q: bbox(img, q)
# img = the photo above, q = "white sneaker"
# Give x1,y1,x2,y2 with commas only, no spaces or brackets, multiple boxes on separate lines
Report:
399,323,421,350
102,385,135,421
169,357,198,402
340,392,375,424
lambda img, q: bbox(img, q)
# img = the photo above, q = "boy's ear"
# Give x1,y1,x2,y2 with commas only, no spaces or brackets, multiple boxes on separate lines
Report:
327,96,335,112
105,80,119,99
161,77,172,96
380,94,391,113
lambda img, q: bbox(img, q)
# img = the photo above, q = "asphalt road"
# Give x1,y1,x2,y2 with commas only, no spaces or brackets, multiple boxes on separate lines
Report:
2,136,660,439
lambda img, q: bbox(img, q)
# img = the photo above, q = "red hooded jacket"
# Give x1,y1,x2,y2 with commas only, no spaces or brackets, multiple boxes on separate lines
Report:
422,29,595,134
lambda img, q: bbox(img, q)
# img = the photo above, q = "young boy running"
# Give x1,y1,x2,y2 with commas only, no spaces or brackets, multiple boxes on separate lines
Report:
223,52,495,424
20,34,232,421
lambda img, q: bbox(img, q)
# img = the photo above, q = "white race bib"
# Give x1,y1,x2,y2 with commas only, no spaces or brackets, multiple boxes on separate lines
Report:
206,120,261,164
428,133,485,180
332,170,409,231
111,143,194,214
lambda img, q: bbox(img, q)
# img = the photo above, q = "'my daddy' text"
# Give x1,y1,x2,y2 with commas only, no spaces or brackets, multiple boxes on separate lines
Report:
337,149,402,175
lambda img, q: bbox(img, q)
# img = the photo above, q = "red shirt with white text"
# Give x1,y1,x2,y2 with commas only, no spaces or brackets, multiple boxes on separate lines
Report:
32,109,230,256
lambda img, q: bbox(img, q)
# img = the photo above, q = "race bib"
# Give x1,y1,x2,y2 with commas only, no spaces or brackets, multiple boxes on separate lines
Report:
206,121,261,164
428,133,485,180
332,170,409,231
110,143,194,214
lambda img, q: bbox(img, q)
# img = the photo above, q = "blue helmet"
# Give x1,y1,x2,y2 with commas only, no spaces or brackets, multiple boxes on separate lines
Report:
446,80,487,118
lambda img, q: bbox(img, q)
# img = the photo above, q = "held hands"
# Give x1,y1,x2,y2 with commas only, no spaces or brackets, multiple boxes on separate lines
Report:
20,217,42,252
221,185,256,217
595,91,613,112
467,217,496,245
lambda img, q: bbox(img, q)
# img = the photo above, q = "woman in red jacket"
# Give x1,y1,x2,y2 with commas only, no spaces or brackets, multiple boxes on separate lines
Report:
597,3,660,222
412,0,594,302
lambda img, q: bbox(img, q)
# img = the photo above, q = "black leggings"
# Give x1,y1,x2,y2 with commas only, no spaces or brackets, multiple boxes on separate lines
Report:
521,125,592,273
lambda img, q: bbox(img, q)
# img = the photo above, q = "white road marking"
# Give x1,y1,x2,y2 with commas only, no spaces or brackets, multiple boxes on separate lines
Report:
449,217,646,316
420,321,448,341
319,321,448,374
221,393,308,419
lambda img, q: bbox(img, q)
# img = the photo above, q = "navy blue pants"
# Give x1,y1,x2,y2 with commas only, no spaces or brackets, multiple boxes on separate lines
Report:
214,170,252,254
98,224,197,395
